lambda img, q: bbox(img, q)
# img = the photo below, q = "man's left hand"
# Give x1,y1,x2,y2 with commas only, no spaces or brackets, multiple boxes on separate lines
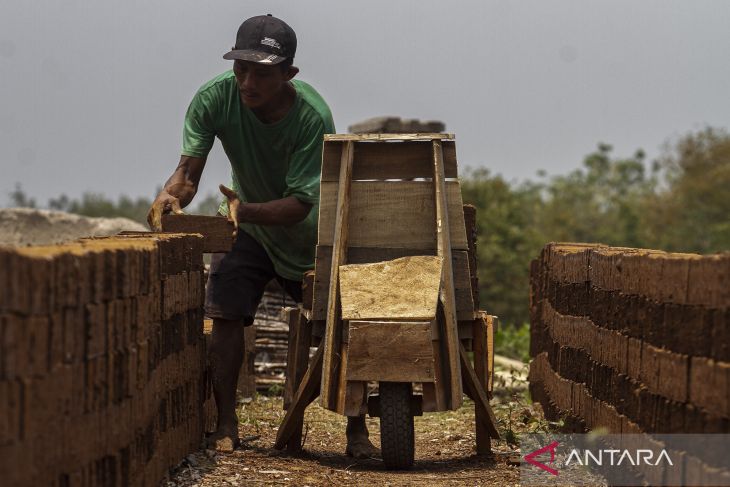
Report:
219,185,241,237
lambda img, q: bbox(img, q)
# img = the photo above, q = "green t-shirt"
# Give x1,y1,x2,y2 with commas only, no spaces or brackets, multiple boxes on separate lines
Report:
181,71,335,280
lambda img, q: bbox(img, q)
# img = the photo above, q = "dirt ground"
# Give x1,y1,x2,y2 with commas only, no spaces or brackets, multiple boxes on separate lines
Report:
165,366,548,486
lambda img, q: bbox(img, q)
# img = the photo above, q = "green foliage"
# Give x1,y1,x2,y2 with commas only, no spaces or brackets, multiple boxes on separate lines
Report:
9,183,37,208
494,322,531,363
640,127,730,253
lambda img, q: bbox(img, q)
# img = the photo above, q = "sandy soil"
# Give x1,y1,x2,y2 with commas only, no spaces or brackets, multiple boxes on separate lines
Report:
165,366,545,486
0,207,146,246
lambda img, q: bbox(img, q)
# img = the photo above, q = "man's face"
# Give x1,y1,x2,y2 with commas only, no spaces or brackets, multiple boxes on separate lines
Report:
233,60,293,109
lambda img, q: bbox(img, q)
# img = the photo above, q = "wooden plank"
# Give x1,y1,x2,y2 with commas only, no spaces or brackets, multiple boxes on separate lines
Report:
318,181,468,250
320,140,354,411
459,343,500,439
274,346,324,450
430,337,450,411
487,315,495,393
346,321,435,382
339,256,442,320
313,247,474,321
324,133,454,142
335,342,349,414
283,309,312,452
421,382,438,412
321,140,458,181
160,214,234,253
302,270,315,311
472,314,490,455
237,325,257,398
433,140,463,410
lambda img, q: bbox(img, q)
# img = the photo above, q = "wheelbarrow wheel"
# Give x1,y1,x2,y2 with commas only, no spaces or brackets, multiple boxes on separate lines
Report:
379,381,415,469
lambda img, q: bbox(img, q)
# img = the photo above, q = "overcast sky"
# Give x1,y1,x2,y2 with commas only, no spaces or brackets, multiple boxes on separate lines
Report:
1,0,729,205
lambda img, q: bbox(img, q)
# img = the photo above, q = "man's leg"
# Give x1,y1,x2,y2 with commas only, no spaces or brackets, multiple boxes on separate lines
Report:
205,231,275,452
346,415,380,458
208,317,245,452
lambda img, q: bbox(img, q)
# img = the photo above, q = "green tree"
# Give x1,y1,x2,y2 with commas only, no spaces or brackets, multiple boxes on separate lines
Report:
8,183,37,208
641,127,730,253
535,144,655,248
461,169,544,327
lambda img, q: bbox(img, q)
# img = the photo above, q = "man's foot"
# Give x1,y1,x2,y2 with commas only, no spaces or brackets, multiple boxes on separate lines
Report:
206,426,240,453
345,415,380,459
345,434,380,459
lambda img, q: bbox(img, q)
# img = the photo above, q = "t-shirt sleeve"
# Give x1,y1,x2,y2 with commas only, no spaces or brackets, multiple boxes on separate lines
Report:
181,88,217,158
283,116,332,204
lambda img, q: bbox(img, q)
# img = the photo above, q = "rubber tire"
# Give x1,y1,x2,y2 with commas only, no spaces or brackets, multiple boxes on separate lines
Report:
379,382,415,469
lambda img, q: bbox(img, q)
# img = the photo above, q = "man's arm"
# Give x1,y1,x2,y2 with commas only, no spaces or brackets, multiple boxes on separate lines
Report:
147,155,207,231
219,185,311,233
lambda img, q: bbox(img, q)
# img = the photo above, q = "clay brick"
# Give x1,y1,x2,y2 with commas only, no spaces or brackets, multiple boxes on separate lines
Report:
26,316,50,377
6,256,31,314
656,348,688,403
0,380,9,445
85,303,106,359
28,256,55,315
689,357,713,413
709,309,730,362
0,250,10,311
687,255,729,307
626,338,643,381
640,342,661,392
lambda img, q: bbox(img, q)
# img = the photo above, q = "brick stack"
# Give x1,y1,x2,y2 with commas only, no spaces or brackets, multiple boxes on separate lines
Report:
0,233,209,486
529,243,729,482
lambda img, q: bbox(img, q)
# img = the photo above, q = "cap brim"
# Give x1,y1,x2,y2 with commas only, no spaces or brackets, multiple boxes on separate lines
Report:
222,49,287,65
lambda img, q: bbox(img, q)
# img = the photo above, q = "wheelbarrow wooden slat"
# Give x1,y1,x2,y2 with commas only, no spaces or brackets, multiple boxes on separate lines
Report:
321,140,459,181
433,139,463,410
317,180,468,250
274,345,324,450
459,342,501,440
320,140,354,411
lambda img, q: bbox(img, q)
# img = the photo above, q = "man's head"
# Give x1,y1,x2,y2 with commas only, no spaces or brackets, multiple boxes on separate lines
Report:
223,15,296,66
224,15,299,110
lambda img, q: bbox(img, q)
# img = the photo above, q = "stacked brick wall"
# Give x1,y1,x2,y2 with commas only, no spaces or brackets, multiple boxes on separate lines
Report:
0,234,209,486
529,243,729,481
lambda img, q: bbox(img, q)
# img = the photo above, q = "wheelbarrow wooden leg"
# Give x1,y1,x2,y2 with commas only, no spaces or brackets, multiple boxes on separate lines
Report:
472,316,491,455
459,343,500,446
283,309,313,451
275,345,323,450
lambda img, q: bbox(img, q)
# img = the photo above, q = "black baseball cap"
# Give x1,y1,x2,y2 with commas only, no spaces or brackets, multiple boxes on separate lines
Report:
222,15,296,65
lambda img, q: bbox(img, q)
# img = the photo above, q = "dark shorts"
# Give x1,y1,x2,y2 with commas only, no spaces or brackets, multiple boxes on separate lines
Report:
205,230,303,326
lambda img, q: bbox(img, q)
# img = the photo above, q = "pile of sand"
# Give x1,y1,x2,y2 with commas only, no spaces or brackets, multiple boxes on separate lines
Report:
0,207,147,246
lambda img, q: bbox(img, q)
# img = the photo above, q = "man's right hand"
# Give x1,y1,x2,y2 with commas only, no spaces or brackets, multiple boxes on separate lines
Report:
147,190,185,232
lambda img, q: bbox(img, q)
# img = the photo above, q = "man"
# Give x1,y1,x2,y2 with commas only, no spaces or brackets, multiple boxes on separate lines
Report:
147,15,378,457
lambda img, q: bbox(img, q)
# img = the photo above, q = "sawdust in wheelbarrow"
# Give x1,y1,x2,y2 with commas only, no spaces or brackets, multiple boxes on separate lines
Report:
339,255,443,320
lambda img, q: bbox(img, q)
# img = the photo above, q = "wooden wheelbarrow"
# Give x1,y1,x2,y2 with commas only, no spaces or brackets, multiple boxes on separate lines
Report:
274,133,500,469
